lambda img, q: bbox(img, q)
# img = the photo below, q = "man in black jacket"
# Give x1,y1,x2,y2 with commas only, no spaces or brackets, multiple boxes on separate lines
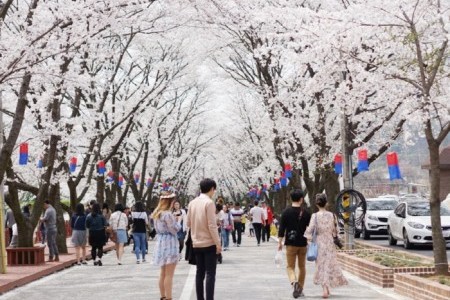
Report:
278,190,311,299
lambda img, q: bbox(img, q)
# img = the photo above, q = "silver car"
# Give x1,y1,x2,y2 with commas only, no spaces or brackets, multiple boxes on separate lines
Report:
355,198,398,240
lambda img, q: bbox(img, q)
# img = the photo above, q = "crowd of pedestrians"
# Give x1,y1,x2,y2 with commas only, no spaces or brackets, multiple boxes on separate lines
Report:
4,179,349,300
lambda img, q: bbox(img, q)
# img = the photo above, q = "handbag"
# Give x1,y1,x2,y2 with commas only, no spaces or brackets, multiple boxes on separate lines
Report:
332,214,343,249
185,230,196,265
225,212,232,230
306,213,318,262
107,213,122,243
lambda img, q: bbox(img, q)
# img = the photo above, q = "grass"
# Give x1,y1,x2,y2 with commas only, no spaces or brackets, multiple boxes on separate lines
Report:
422,275,450,287
355,250,433,268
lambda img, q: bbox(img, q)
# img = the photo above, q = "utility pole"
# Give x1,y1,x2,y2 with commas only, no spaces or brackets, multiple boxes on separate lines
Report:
341,111,354,250
0,90,7,273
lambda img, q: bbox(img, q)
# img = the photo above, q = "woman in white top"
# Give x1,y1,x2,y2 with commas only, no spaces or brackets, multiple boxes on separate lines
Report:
172,200,187,256
220,204,234,250
109,203,128,265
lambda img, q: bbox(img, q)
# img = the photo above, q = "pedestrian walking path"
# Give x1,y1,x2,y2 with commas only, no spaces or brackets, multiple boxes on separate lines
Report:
1,235,411,300
0,238,115,294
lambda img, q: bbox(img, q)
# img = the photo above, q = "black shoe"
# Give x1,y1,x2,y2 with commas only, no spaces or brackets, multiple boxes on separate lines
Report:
293,282,300,299
98,260,102,266
93,261,98,266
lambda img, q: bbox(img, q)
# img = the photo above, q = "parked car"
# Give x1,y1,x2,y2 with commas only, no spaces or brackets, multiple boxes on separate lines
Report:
355,198,398,239
442,194,450,210
378,194,399,202
399,194,426,202
387,201,450,249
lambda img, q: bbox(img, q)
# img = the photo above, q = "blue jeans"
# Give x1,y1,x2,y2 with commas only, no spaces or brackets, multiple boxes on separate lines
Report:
46,228,58,258
221,229,230,249
133,232,147,260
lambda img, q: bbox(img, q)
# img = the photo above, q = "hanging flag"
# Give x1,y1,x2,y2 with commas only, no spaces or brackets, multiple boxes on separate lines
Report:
357,149,369,172
280,171,288,187
146,178,152,187
106,170,114,182
334,154,343,175
251,187,257,198
37,158,43,169
262,184,268,193
274,177,281,191
69,157,77,173
134,172,140,184
387,152,402,180
19,143,28,165
97,160,106,175
118,176,124,188
284,163,292,178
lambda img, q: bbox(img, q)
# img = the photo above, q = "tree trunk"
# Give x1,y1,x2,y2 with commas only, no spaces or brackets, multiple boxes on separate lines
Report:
426,126,449,275
0,73,31,185
68,179,78,212
138,142,149,200
96,176,105,206
105,185,114,207
324,169,340,213
110,157,118,205
5,159,37,247
5,187,34,247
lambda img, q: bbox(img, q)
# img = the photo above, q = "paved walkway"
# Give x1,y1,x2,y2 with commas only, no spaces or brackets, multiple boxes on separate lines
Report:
1,235,411,300
0,239,115,294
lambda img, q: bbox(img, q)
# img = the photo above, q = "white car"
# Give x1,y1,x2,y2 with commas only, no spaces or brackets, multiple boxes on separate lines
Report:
378,194,400,202
355,198,398,240
387,201,450,249
399,194,426,202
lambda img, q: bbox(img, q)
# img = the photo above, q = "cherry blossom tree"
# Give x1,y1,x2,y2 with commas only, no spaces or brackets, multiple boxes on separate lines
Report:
345,0,449,276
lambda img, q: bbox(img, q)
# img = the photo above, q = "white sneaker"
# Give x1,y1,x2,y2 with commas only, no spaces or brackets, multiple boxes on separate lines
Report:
136,260,140,264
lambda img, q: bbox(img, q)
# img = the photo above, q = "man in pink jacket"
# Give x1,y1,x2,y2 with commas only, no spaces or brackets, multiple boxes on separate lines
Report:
187,178,222,300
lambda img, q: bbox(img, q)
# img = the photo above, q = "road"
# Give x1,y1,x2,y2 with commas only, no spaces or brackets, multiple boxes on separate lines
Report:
356,235,450,258
1,235,410,300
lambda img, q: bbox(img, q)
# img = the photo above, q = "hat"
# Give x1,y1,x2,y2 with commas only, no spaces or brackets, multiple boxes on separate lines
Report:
160,192,176,199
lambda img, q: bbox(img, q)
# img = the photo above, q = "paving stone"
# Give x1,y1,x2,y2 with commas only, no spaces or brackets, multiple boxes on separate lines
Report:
1,235,411,300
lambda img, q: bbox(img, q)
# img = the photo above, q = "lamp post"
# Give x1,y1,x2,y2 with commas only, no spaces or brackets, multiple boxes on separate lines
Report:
341,111,354,250
0,90,7,273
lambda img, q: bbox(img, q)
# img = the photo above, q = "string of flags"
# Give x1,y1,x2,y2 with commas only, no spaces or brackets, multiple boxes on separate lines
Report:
333,149,402,180
15,145,174,189
15,143,181,193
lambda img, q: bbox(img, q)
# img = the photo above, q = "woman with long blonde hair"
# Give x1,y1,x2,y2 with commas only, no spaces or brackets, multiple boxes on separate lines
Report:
152,192,182,300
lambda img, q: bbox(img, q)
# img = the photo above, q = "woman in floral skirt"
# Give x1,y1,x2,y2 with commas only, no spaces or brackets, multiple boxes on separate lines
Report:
305,194,348,298
152,191,182,300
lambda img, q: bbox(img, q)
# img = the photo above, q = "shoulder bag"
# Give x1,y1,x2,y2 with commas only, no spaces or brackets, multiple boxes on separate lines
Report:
108,213,122,243
225,212,233,230
306,213,319,262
